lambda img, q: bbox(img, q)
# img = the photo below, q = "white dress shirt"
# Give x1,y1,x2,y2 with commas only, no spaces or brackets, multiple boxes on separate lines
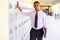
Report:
21,10,47,30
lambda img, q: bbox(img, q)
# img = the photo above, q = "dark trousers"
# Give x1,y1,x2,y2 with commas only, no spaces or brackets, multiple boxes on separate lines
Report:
30,28,44,40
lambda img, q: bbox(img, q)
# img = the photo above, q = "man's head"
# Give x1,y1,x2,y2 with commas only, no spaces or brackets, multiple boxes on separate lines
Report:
33,1,40,11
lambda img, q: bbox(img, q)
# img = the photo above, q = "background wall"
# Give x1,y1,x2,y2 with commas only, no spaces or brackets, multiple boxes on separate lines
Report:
0,0,9,40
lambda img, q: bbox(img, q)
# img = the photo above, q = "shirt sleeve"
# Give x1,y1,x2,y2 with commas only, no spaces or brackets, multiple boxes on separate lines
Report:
43,13,47,28
20,9,31,16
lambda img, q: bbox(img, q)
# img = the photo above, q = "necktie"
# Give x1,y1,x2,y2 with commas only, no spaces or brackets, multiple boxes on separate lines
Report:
34,11,38,28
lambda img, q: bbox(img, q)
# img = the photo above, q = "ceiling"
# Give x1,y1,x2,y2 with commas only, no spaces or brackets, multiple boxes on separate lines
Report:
40,0,56,2
39,0,60,4
40,0,60,2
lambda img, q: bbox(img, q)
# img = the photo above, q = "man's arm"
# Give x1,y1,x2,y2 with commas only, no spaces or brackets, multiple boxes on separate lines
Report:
16,1,22,12
43,13,47,38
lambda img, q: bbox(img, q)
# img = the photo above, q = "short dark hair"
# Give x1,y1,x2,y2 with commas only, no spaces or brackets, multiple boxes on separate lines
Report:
34,1,40,5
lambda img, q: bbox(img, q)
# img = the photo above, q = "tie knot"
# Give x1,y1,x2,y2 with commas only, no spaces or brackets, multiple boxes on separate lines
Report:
36,11,38,14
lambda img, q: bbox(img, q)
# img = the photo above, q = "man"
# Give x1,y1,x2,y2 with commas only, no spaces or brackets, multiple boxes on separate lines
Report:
16,1,47,40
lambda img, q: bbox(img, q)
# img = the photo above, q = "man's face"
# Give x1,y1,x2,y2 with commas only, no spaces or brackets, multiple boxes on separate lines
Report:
34,3,40,11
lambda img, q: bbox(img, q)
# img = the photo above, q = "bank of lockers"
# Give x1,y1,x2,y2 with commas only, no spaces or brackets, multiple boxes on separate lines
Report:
9,8,31,40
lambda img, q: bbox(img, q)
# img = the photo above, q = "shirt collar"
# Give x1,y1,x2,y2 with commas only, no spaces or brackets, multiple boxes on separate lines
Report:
34,10,42,13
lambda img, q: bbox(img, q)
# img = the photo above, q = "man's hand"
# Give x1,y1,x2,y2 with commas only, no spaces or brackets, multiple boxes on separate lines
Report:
16,1,22,11
16,1,19,8
44,33,46,38
43,28,47,38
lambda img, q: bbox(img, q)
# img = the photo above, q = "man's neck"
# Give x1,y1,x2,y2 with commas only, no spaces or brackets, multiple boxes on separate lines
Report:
36,10,40,12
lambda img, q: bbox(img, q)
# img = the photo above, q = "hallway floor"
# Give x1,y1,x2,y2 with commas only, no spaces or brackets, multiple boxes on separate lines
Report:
43,15,60,40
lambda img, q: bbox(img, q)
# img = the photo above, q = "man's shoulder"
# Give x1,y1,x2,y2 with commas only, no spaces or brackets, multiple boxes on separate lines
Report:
39,10,45,13
39,10,47,16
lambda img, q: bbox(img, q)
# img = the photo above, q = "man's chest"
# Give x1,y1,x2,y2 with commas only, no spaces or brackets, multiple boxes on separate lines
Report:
30,13,44,20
